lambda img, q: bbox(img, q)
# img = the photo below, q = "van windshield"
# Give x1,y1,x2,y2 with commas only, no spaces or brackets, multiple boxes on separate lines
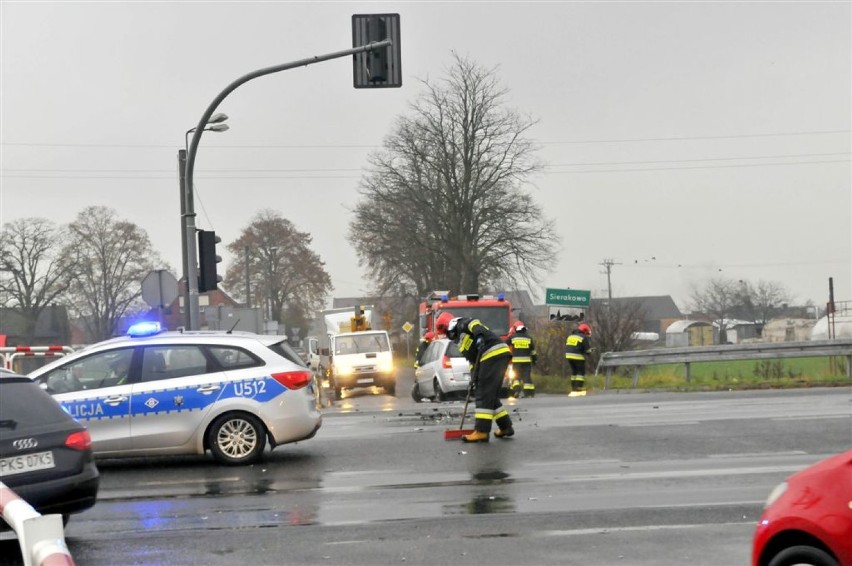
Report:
334,333,390,354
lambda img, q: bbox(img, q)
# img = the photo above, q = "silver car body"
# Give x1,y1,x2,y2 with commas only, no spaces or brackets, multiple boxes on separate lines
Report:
27,329,321,462
413,339,472,401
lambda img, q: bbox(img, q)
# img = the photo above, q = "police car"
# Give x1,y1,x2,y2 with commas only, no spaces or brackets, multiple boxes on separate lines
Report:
28,322,322,465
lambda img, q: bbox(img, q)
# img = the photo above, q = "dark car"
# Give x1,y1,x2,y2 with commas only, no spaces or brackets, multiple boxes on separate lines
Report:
752,450,852,566
0,368,99,527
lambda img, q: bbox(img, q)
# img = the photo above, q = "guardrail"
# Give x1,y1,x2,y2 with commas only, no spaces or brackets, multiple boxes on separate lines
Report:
596,339,852,388
0,482,75,566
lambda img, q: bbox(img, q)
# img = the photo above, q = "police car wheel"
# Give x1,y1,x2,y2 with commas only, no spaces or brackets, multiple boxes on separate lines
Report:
208,413,267,465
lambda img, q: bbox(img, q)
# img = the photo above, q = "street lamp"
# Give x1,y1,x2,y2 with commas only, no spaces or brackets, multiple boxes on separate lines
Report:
178,113,230,329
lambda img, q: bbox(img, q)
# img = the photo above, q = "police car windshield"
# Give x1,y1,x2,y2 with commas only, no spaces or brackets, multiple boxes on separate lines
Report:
440,307,510,336
266,340,308,368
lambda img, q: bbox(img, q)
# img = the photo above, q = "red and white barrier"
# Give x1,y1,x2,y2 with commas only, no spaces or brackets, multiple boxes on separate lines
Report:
0,346,75,371
0,482,75,566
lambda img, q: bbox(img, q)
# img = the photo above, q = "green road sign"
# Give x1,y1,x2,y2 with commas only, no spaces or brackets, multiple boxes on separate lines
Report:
545,288,591,307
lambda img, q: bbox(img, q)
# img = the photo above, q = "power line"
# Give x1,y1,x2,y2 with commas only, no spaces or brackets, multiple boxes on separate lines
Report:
4,151,848,175
2,129,849,149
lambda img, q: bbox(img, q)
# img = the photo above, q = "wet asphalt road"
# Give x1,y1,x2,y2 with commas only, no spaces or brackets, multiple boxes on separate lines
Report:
2,372,849,566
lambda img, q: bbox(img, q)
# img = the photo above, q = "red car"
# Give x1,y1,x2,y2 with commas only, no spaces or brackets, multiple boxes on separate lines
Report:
752,450,852,566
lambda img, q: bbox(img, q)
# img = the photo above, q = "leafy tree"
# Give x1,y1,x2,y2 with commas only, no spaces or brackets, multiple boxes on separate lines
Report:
224,210,331,335
0,218,75,342
61,206,162,342
350,53,558,298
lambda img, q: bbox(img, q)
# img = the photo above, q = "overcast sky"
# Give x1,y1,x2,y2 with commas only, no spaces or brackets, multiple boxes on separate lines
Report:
1,1,850,311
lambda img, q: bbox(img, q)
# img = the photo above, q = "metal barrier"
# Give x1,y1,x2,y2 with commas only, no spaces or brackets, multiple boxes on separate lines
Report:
0,482,75,566
1,346,75,371
597,338,852,388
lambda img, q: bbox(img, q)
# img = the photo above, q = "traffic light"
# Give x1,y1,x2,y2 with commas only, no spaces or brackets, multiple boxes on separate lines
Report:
197,230,222,292
352,14,402,88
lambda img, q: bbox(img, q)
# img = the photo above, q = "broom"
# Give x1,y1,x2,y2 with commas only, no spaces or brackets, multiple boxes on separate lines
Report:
444,352,480,440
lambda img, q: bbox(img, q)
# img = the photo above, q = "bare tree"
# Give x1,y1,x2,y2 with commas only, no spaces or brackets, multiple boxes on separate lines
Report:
0,218,76,342
735,279,791,325
224,209,331,334
61,206,162,342
350,53,558,298
589,299,648,363
690,278,741,344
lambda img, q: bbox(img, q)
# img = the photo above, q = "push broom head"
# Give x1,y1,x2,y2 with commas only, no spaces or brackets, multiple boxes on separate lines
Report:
444,428,475,440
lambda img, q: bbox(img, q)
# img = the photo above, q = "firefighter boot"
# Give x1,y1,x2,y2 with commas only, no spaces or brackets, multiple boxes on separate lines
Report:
494,426,515,439
462,431,490,443
511,380,522,398
569,376,587,397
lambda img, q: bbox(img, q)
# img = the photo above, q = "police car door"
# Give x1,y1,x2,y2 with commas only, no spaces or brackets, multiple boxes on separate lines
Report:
129,344,227,451
37,348,136,453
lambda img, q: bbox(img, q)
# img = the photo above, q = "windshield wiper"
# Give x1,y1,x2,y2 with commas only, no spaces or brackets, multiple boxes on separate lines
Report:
0,419,18,430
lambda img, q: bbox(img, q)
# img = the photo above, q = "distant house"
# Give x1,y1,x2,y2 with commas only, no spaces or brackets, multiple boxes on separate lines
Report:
592,295,683,335
158,281,244,331
0,306,72,347
665,320,714,347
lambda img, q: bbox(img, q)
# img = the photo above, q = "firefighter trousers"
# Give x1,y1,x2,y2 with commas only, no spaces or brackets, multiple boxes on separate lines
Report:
473,353,513,433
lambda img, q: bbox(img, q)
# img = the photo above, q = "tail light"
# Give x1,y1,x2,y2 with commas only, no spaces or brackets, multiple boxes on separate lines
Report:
442,355,452,369
65,430,92,451
271,370,313,390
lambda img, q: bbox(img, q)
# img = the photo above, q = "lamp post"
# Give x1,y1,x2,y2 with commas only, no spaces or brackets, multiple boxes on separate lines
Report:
178,113,229,330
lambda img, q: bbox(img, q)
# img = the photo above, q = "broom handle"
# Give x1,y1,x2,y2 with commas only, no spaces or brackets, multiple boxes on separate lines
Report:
459,349,483,431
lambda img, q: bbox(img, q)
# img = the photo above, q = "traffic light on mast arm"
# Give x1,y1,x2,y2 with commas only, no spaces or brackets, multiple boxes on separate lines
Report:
197,230,222,292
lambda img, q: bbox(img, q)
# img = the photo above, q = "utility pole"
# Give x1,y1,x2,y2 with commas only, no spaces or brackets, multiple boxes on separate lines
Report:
599,258,622,302
244,246,251,308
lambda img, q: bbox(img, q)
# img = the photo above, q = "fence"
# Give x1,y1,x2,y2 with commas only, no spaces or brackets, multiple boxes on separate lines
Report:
596,338,852,388
1,346,75,372
0,482,75,566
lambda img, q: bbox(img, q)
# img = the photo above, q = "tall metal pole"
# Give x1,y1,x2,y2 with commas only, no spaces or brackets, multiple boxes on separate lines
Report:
178,150,191,328
244,246,251,308
183,41,390,330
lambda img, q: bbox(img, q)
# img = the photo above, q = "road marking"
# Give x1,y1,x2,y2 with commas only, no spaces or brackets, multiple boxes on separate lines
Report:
534,521,754,537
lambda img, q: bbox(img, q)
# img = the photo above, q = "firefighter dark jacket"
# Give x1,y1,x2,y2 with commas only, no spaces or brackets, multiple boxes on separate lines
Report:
508,329,537,364
565,329,591,360
453,318,512,365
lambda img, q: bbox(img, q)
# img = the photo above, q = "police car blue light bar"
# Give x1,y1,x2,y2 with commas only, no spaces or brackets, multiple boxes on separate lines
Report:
127,321,162,337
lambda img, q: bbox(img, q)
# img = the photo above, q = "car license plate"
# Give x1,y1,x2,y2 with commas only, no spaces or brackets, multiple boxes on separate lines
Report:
0,451,55,477
356,378,373,384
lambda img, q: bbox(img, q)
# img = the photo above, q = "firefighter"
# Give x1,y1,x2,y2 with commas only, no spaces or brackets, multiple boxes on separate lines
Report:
437,311,514,443
414,331,435,368
507,320,537,398
565,323,592,396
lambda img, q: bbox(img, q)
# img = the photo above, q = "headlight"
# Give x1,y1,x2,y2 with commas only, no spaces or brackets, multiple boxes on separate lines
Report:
336,365,354,376
506,365,516,379
379,361,394,373
764,481,787,509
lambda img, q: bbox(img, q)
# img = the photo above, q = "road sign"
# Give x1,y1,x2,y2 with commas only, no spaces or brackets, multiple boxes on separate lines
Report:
141,270,179,308
545,288,591,308
402,321,413,333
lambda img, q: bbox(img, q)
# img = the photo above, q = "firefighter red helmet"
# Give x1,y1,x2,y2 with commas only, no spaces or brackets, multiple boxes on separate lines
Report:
513,320,527,332
578,323,591,335
435,312,455,334
424,331,435,341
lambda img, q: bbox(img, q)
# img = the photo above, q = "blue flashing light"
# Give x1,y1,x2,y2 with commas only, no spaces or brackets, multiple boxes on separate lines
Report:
128,321,163,337
441,294,449,302
497,293,505,301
